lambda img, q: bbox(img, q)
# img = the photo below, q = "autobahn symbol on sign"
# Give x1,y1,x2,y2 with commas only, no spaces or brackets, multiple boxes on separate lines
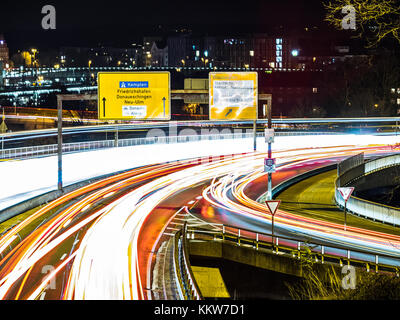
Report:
338,187,354,202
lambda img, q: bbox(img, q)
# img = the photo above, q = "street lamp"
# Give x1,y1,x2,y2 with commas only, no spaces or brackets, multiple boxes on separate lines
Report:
30,49,39,106
88,60,93,85
30,49,38,69
201,57,208,67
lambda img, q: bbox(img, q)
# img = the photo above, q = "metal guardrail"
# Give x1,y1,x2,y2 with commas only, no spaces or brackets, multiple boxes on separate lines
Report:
172,206,400,299
0,131,340,160
185,222,400,275
335,154,400,226
174,223,203,300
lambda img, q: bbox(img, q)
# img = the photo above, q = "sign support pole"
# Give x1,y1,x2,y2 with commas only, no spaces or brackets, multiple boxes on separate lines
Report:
267,103,272,201
271,213,275,251
344,200,347,231
115,125,119,147
57,96,63,191
265,200,281,254
253,119,257,151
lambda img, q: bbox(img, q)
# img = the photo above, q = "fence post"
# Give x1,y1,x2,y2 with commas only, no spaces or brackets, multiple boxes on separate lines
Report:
256,233,259,250
297,242,300,259
321,246,324,264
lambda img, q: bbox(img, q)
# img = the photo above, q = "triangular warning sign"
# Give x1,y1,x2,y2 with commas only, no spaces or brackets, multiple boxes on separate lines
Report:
265,200,281,216
337,187,354,202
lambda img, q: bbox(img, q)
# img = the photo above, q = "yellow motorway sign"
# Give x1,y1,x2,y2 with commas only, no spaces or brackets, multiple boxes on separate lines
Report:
209,72,258,121
97,72,171,120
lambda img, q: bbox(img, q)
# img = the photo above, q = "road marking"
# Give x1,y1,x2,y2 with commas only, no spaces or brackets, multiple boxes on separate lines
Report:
60,253,67,261
39,292,46,300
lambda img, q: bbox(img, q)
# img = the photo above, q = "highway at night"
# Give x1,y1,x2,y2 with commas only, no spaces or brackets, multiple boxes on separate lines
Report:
1,137,400,300
3,0,400,310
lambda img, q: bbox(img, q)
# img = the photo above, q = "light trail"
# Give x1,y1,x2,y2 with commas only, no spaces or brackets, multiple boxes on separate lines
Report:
0,141,399,300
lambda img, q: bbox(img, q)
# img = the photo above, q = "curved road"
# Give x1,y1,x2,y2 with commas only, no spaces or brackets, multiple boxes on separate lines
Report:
0,143,400,299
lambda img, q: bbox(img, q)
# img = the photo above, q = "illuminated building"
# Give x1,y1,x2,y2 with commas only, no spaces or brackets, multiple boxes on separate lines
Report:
0,34,9,64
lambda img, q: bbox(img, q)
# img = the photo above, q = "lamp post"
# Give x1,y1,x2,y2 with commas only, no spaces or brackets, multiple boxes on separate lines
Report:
31,49,38,106
201,57,208,68
88,60,92,85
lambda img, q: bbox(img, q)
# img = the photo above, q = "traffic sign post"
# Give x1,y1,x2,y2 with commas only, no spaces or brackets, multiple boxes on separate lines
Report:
97,72,171,120
337,187,355,230
265,200,281,252
265,102,273,201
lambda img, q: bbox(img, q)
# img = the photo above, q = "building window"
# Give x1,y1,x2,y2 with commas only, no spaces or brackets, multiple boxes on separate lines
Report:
313,87,318,93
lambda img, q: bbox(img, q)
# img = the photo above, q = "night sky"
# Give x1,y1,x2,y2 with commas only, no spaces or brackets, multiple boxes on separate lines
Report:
0,0,327,53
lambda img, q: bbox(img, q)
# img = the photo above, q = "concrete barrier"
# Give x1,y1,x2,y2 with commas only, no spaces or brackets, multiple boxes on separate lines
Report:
335,154,400,226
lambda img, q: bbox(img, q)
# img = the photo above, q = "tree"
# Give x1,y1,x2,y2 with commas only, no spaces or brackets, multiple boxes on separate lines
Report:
324,0,400,47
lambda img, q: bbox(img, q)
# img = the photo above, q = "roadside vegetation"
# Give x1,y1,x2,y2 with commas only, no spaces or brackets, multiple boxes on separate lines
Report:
286,246,400,300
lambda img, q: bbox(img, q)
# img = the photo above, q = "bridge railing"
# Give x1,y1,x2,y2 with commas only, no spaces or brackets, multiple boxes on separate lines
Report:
335,153,400,225
185,222,400,275
174,223,203,300
0,131,339,160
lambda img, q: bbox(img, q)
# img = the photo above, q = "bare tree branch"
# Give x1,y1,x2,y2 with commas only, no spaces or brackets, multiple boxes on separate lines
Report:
324,0,400,47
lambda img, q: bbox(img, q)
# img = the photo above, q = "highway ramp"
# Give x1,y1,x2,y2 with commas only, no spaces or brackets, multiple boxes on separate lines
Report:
276,169,400,235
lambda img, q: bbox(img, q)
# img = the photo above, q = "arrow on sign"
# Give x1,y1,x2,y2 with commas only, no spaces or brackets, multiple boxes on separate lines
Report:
102,97,106,117
162,97,166,118
337,187,354,202
265,200,281,216
225,109,233,117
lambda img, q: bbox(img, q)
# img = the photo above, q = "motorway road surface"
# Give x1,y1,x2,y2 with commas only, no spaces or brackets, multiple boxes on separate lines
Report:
0,143,400,299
